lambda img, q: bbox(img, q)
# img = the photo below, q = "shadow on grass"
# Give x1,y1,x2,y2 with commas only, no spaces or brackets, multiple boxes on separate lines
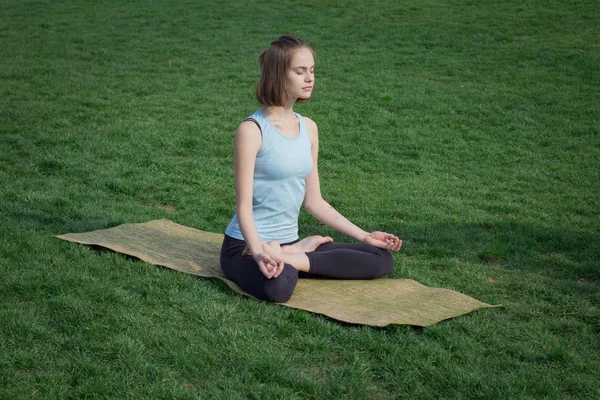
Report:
402,221,600,282
4,209,125,235
6,208,599,283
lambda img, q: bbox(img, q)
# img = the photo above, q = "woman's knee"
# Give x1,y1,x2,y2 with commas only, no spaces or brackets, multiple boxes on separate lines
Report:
262,265,298,303
372,250,394,278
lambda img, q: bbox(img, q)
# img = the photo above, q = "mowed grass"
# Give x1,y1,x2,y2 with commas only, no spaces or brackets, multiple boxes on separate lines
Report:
1,0,599,398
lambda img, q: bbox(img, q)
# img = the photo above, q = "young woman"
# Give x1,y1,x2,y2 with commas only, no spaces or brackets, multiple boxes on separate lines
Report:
220,35,402,303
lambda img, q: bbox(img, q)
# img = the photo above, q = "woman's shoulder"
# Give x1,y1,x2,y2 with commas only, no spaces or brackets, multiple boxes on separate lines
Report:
236,119,262,141
298,114,318,140
293,112,317,130
303,116,317,129
237,110,264,132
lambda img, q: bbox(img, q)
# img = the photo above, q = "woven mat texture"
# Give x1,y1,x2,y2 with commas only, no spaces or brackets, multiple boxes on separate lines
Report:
57,220,498,327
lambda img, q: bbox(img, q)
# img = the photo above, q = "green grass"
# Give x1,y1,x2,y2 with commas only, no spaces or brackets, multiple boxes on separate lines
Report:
1,0,599,398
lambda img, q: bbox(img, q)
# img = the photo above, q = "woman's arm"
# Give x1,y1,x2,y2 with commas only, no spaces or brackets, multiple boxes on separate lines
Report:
234,121,284,277
303,118,401,251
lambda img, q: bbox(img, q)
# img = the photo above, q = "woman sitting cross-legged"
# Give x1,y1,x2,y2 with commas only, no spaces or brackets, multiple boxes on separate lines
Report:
220,35,402,303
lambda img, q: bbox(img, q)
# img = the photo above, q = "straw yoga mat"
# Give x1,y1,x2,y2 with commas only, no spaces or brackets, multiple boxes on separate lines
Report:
57,220,498,327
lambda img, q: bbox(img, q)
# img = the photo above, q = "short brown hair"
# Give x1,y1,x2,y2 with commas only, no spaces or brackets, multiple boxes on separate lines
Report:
256,35,316,106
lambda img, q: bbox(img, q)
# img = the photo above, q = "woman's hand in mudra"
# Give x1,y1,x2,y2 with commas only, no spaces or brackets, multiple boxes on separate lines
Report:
253,242,285,279
363,231,402,251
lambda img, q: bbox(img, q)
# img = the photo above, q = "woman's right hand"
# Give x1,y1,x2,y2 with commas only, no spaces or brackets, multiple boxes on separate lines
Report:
253,251,284,279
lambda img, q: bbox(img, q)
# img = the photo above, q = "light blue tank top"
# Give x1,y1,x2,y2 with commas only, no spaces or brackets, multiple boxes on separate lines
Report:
225,110,313,243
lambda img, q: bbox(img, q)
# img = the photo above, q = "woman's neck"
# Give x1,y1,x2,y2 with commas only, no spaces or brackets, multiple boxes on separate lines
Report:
260,105,296,120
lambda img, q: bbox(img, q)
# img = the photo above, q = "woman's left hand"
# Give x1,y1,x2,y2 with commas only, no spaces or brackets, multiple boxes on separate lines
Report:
363,231,402,251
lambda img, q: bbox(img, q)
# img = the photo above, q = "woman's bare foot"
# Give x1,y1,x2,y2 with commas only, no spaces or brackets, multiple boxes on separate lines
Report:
262,240,281,251
265,240,282,253
282,235,333,254
241,240,283,257
262,239,314,273
254,240,289,262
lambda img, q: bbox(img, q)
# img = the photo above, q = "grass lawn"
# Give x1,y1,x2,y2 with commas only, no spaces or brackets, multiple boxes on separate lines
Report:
1,0,599,398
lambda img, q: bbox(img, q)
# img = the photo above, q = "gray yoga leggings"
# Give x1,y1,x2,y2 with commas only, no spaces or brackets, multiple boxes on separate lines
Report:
220,234,394,303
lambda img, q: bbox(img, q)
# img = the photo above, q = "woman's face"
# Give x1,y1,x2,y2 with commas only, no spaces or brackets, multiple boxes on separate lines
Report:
285,47,315,101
